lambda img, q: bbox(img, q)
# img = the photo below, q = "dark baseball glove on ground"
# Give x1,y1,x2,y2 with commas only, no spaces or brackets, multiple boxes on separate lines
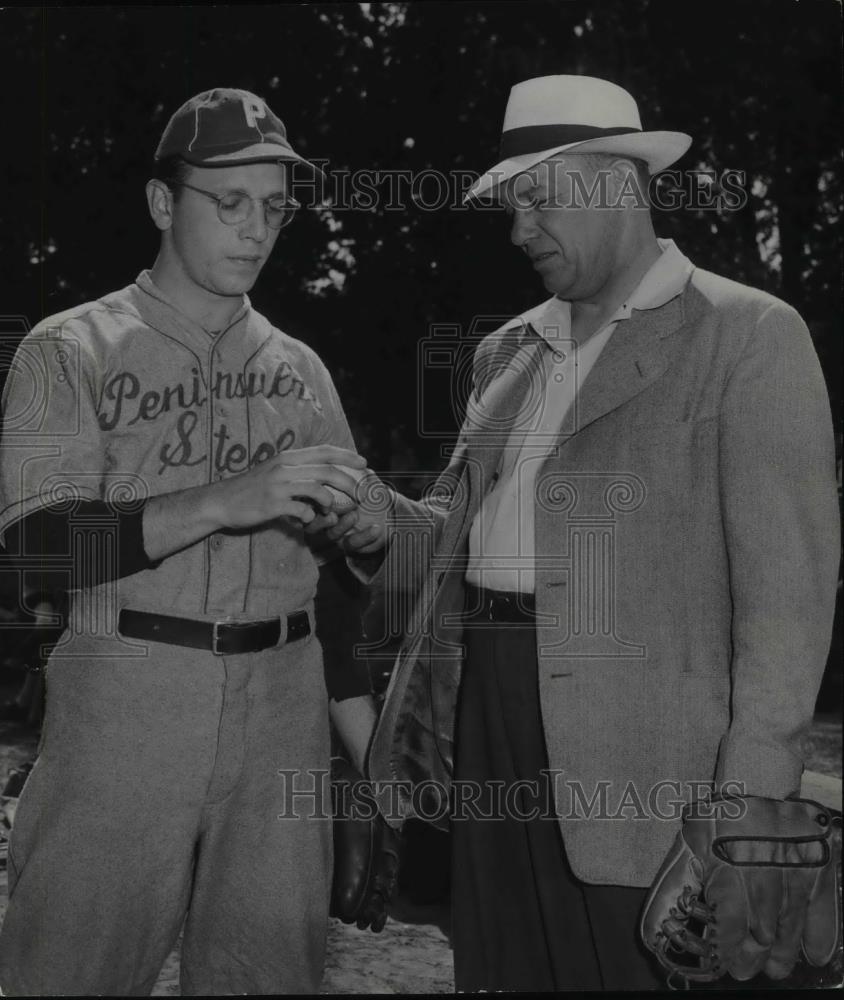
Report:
640,795,841,987
329,755,403,932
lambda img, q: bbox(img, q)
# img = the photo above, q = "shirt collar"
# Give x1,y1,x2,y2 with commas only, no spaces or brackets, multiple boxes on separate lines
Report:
612,238,694,320
135,270,251,342
510,238,694,343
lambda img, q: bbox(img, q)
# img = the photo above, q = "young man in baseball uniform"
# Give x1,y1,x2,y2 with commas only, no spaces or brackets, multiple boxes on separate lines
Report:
333,76,840,991
0,88,379,995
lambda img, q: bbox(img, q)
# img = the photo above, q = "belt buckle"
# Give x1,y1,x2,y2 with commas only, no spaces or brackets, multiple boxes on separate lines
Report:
211,620,227,656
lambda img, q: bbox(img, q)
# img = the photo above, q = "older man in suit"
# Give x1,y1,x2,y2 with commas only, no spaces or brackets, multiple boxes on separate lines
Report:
332,76,839,991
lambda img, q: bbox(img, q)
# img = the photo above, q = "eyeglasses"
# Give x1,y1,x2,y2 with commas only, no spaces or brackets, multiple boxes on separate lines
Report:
170,181,300,230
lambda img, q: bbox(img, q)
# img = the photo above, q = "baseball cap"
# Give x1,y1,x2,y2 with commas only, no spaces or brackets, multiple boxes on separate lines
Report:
155,87,325,179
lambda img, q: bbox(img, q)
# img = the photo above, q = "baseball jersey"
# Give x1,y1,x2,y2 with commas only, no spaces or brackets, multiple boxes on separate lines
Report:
0,271,357,629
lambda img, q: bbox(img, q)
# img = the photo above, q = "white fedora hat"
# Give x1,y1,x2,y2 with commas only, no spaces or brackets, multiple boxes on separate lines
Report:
465,75,692,202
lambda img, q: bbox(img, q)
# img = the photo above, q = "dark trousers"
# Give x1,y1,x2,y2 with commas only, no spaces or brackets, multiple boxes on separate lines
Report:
450,600,664,992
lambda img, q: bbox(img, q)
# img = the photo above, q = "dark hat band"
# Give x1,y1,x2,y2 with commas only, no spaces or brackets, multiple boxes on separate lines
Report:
499,124,640,160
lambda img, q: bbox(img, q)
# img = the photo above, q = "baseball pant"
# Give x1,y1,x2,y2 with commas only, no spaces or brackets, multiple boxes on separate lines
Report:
0,622,332,996
450,611,664,992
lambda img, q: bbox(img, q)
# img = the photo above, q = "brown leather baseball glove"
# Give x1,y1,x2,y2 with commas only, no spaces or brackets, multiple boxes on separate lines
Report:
329,755,402,932
640,795,841,987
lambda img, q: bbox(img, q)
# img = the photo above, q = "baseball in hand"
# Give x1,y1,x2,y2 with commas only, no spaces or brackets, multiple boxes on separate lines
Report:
326,465,367,511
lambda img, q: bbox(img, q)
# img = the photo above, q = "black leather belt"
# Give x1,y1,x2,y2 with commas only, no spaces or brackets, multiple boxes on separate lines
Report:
466,585,536,623
118,609,310,656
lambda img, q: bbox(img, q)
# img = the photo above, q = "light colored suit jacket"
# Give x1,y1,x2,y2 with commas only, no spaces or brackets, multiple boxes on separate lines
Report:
366,265,839,886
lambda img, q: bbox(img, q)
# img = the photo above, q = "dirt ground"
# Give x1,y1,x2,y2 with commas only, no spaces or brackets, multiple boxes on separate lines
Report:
0,713,839,994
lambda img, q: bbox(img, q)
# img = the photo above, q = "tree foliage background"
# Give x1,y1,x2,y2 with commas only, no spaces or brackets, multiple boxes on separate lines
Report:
1,2,842,692
2,1,841,461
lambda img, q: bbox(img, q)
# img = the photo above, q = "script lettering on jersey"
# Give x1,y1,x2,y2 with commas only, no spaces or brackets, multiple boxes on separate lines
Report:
212,425,297,475
95,363,324,477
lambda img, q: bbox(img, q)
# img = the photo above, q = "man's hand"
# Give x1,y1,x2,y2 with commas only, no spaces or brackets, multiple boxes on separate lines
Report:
142,446,368,563
209,445,367,530
327,513,387,554
319,470,392,554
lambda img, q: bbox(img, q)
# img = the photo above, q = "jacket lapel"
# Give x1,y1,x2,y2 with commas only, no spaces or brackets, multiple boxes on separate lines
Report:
573,295,687,436
448,292,689,554
462,326,546,521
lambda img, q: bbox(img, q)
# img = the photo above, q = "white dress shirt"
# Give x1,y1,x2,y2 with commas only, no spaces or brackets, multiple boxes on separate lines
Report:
465,238,694,594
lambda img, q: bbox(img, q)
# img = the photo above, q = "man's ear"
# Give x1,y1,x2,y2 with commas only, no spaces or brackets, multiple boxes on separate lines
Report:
146,179,175,232
608,158,649,209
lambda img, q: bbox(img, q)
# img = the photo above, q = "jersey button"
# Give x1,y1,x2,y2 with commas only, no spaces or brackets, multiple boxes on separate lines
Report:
211,535,223,550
